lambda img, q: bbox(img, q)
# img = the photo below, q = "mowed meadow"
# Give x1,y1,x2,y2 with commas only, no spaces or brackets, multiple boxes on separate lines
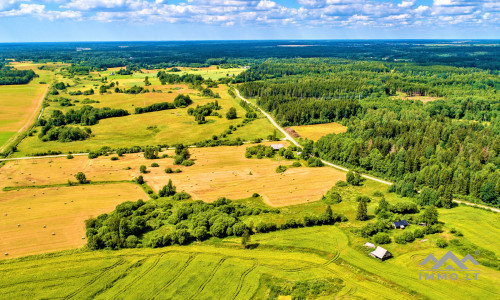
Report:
0,183,146,259
0,62,57,151
1,142,345,206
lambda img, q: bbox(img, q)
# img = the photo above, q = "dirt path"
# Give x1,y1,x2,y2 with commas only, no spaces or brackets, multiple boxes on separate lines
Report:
0,84,49,153
235,88,498,213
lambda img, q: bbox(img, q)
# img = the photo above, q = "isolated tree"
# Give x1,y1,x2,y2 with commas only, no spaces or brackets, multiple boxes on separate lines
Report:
159,179,176,197
139,165,147,174
226,107,237,120
75,172,87,184
356,200,368,221
135,175,144,184
241,229,251,248
422,206,439,225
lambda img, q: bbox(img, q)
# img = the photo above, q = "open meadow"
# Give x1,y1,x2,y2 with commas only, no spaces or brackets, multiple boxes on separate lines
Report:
0,62,55,151
290,122,348,141
0,183,146,259
0,224,498,299
1,142,345,206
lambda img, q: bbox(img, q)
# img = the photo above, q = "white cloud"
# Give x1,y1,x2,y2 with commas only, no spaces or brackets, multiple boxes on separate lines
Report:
398,1,414,9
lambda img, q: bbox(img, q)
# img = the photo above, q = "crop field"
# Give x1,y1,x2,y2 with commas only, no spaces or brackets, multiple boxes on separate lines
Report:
290,122,348,141
0,225,498,299
0,183,146,259
0,62,54,151
1,142,344,207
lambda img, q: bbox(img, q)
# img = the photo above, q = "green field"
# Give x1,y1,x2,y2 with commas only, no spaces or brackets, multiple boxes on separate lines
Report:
1,224,498,299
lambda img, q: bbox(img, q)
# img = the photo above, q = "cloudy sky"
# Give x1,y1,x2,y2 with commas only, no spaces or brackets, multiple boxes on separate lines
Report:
0,0,498,42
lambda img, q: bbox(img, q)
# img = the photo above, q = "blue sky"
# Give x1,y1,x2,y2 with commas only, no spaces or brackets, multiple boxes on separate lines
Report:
0,0,498,42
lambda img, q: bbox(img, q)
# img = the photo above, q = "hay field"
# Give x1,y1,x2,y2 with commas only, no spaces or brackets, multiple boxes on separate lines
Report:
1,142,344,206
1,226,498,299
0,183,146,259
0,63,54,151
291,122,347,141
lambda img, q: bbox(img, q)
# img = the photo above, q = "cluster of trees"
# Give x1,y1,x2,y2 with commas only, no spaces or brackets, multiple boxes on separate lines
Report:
116,68,133,75
68,88,94,96
115,85,148,94
41,105,129,127
239,100,258,119
135,102,175,114
68,65,90,75
187,101,221,124
173,144,194,166
157,72,204,86
86,195,346,250
245,144,296,160
173,94,192,107
38,126,92,142
0,67,37,85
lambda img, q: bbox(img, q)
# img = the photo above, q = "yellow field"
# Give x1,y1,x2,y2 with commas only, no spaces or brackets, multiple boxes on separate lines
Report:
0,63,55,151
0,183,146,259
1,142,346,206
291,122,348,141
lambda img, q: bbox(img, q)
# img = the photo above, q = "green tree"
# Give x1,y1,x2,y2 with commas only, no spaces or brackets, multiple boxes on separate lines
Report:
159,179,176,197
75,172,87,184
226,107,237,119
480,182,498,204
135,175,144,184
241,229,251,248
356,200,368,221
422,206,439,225
139,165,147,174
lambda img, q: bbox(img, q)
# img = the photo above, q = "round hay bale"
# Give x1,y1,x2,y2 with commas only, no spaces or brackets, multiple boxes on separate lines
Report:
52,232,55,235
17,224,20,227
28,207,30,209
82,237,85,239
64,202,67,204
43,225,46,228
4,213,7,216
4,253,7,256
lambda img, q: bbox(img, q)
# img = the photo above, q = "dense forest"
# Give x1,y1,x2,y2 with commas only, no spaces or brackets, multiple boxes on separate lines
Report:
237,58,500,206
0,65,37,85
2,40,500,70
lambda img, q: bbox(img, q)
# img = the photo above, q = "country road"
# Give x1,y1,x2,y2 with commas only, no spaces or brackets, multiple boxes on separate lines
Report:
235,88,498,212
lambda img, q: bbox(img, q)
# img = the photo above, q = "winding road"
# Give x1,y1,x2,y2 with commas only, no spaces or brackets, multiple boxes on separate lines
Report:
235,88,499,213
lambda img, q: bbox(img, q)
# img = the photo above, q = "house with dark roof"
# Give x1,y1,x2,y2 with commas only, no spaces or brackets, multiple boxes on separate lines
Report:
369,246,392,261
393,220,409,229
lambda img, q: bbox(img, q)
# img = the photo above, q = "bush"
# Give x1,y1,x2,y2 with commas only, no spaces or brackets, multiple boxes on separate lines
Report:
151,162,159,167
335,180,347,187
181,159,195,167
165,167,173,173
292,161,301,167
373,233,391,244
66,154,74,159
174,169,182,173
356,196,371,203
276,165,287,173
373,191,384,197
110,156,118,161
135,175,144,184
436,238,448,248
395,231,415,244
252,193,259,197
307,157,324,167
75,172,88,184
413,228,425,239
139,165,147,173
346,171,363,186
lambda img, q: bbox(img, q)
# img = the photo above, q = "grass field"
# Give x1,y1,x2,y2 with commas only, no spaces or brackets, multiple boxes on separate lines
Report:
291,122,348,141
0,62,54,151
15,84,279,156
0,225,498,299
0,183,146,259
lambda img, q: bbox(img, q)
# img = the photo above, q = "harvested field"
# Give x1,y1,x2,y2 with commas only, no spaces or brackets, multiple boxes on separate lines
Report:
1,142,345,207
291,122,347,141
0,183,146,259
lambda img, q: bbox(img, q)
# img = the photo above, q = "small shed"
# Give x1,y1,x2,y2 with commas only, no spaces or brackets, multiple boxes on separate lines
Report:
369,246,392,261
270,144,284,151
393,220,409,229
363,242,376,248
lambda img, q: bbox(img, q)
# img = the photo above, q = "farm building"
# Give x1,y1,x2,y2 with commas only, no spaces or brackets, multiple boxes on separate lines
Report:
270,144,284,151
363,242,375,248
393,220,409,229
369,246,392,261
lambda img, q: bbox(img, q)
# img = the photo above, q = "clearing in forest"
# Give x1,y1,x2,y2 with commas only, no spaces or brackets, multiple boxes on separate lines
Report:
290,122,347,141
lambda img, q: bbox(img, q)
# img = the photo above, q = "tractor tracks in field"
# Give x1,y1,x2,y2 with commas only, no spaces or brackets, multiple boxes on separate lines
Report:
148,254,197,300
187,257,227,300
62,258,126,300
231,259,258,300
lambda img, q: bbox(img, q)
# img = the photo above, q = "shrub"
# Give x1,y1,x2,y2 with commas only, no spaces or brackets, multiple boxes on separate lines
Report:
139,165,147,174
151,162,159,167
276,165,287,173
346,171,363,186
395,231,415,244
413,228,425,239
174,169,182,173
110,156,118,161
307,157,324,167
75,172,88,184
436,238,448,248
135,175,144,184
373,191,384,197
373,233,391,244
181,159,195,167
252,193,259,198
165,167,173,173
66,154,74,159
292,161,301,167
335,180,347,187
356,196,371,203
